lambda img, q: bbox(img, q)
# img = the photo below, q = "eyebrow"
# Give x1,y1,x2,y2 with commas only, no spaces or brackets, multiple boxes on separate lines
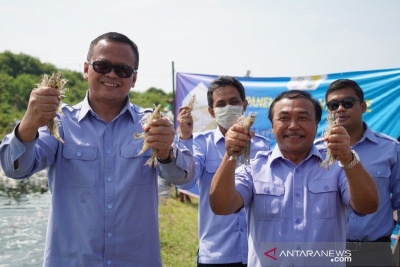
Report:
277,110,312,117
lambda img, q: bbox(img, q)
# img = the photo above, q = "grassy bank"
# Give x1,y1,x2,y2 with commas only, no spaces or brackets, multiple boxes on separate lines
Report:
159,193,199,267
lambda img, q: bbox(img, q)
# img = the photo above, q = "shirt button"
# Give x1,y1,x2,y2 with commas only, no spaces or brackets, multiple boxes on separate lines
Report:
107,177,112,182
108,232,113,237
17,147,23,152
295,219,300,224
350,213,355,218
107,149,111,154
295,169,300,173
239,211,244,216
377,171,381,175
76,152,82,157
324,186,329,191
107,204,113,209
107,125,111,129
295,192,300,197
107,260,112,265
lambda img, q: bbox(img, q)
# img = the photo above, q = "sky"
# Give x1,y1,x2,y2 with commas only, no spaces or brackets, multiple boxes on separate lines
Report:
1,0,399,93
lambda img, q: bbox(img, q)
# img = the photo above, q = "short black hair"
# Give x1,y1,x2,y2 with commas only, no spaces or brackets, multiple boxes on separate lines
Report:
207,76,246,108
325,79,364,102
87,32,139,70
268,90,322,125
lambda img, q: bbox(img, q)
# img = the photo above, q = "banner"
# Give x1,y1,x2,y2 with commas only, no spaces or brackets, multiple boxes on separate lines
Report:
175,68,400,147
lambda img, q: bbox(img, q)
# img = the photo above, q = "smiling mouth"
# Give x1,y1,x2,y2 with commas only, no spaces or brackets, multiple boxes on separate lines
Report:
284,134,303,139
102,82,119,87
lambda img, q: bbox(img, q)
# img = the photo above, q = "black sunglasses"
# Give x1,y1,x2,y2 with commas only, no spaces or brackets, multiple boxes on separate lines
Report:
326,97,362,111
88,61,137,78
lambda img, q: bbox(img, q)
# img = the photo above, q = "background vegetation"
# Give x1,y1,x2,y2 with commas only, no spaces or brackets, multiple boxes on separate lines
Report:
159,194,198,267
0,51,174,138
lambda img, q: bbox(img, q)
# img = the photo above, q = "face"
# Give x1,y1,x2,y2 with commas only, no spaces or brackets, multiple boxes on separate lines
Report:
208,85,247,117
325,88,366,132
272,97,317,161
83,39,137,107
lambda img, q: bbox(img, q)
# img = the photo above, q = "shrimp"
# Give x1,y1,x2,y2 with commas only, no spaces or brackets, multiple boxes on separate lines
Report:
135,104,163,167
229,112,257,165
33,71,69,143
319,113,340,169
187,94,196,110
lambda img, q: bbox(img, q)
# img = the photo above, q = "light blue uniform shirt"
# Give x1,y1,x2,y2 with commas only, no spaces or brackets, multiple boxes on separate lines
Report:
178,128,270,264
236,145,350,267
0,94,194,267
316,123,400,241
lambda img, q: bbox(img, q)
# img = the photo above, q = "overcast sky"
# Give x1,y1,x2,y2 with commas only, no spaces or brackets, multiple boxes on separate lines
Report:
1,0,399,92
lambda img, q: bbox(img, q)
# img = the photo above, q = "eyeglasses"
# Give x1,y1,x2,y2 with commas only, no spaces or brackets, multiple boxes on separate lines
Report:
88,61,137,78
326,97,362,111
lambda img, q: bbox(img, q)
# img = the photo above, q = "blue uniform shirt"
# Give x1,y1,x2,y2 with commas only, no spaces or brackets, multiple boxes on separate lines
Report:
178,128,270,264
236,145,350,267
0,94,195,267
316,123,400,241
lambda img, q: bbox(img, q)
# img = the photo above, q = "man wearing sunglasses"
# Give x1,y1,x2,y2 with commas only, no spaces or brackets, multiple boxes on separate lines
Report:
317,79,400,267
210,90,378,267
0,32,195,267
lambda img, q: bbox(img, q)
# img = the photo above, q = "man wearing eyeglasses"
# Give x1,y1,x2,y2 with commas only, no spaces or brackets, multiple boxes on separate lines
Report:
0,32,195,267
316,79,400,267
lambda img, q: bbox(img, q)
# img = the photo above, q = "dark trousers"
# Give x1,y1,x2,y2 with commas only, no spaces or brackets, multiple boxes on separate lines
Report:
346,241,397,267
198,263,247,267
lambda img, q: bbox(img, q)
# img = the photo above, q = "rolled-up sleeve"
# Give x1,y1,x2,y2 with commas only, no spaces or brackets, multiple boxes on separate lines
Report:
158,142,195,185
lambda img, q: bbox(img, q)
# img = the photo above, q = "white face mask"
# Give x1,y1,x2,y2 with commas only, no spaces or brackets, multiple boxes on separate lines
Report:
213,105,243,130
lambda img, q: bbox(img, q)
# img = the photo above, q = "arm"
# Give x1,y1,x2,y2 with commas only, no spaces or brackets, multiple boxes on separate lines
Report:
328,126,379,214
145,117,195,185
177,105,193,140
13,87,61,169
209,124,250,215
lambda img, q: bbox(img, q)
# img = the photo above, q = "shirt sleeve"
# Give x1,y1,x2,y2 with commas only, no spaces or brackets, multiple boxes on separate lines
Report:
0,125,54,179
235,165,254,208
390,143,400,213
158,142,195,186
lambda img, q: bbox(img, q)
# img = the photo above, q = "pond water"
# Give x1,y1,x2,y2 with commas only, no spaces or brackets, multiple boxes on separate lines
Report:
0,170,174,267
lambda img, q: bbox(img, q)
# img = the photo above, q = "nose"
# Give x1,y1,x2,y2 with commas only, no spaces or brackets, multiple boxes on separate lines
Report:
105,67,118,78
288,119,300,130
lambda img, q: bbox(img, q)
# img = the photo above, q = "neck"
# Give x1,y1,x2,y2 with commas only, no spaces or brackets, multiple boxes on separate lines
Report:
89,99,125,123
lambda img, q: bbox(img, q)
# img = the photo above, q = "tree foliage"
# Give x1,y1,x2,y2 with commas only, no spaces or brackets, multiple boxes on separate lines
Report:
0,51,173,138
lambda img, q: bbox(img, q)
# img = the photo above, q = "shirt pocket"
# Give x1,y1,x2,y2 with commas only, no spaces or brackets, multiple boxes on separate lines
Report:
62,144,98,187
120,143,154,187
253,182,285,221
366,166,390,197
308,178,338,219
204,160,221,174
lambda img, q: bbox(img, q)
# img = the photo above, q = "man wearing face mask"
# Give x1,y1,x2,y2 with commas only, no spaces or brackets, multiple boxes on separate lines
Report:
177,76,270,267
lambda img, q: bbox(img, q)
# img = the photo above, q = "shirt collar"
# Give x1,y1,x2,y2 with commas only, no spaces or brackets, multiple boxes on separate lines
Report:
270,143,322,164
213,127,225,145
357,122,378,145
78,91,133,122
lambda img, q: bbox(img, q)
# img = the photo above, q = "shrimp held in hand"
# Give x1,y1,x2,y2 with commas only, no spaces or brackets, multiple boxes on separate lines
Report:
33,71,69,143
229,112,256,165
135,104,163,167
319,113,340,170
